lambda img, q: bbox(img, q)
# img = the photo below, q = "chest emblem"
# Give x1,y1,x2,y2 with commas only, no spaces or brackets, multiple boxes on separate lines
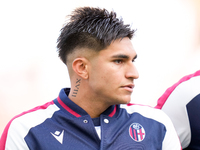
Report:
129,123,145,142
51,130,64,144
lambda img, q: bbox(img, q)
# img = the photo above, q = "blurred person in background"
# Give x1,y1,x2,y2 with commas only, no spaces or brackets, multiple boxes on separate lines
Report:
156,70,200,150
156,0,200,149
0,7,181,150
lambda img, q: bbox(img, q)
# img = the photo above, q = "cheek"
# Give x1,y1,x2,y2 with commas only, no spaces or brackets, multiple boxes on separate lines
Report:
90,63,123,87
101,71,123,87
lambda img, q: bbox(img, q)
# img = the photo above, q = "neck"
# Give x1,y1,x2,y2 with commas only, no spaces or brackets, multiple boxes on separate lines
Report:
68,86,110,118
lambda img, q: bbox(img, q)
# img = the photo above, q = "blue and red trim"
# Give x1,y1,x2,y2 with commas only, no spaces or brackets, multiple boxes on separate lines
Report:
108,105,117,117
57,96,81,117
155,70,200,109
0,101,54,150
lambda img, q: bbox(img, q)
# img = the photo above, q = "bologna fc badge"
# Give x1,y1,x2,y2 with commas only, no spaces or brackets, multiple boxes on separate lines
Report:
129,123,145,142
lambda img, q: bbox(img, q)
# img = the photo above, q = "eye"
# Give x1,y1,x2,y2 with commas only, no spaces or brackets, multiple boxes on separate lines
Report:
132,59,136,63
132,55,137,63
114,60,123,64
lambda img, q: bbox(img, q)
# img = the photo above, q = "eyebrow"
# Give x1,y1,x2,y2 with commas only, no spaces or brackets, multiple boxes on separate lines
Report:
111,54,137,60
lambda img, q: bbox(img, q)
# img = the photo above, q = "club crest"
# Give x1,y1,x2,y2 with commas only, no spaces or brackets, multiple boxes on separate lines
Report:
129,123,145,142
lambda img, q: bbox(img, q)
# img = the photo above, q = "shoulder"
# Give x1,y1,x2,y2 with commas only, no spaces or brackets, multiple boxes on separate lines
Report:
120,103,181,149
9,101,58,130
120,103,172,126
0,101,59,150
156,70,200,109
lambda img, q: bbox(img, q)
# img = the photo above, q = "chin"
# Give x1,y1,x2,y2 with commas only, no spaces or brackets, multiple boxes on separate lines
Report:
119,98,131,104
110,95,131,105
124,100,131,104
124,94,132,102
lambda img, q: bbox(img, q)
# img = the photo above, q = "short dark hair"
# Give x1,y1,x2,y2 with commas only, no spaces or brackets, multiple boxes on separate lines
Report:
57,7,135,64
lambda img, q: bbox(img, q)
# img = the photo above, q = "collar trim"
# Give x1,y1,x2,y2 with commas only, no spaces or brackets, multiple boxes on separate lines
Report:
57,96,81,117
108,105,117,117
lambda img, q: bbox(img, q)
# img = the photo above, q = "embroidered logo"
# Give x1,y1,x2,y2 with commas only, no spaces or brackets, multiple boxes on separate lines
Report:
51,130,64,144
129,123,145,142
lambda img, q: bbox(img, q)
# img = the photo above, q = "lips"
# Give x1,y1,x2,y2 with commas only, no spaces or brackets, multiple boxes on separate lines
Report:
121,84,135,92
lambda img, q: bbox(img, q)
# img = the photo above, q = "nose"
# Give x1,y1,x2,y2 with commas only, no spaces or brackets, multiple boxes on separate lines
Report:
125,63,139,79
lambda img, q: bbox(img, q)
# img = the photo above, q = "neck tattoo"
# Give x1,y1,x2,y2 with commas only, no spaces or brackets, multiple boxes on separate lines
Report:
72,78,81,97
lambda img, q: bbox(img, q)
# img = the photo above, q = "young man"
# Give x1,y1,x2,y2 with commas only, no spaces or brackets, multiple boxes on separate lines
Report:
0,7,181,149
156,70,200,149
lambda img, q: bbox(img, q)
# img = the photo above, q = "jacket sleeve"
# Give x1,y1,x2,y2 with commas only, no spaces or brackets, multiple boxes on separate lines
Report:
0,118,30,150
160,111,182,150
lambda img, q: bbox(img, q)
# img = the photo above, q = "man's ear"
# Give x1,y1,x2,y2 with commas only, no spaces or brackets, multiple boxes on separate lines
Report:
72,57,89,79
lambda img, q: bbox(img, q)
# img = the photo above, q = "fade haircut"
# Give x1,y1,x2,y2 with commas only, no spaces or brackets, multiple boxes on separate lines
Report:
57,7,135,65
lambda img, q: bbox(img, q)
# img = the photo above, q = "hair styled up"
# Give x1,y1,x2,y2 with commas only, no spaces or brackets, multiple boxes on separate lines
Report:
57,7,135,64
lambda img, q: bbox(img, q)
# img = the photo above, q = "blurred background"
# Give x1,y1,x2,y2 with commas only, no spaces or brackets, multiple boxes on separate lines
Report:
0,0,199,135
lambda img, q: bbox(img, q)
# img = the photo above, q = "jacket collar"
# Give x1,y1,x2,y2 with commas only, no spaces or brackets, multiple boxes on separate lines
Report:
55,88,118,118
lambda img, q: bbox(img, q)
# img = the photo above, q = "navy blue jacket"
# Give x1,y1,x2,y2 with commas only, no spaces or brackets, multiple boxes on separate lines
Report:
1,88,181,149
